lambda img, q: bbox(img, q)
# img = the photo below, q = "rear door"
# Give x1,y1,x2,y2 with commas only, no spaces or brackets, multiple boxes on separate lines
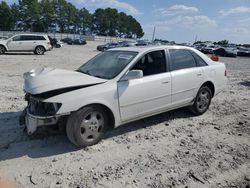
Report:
168,49,205,106
118,50,172,122
20,35,36,51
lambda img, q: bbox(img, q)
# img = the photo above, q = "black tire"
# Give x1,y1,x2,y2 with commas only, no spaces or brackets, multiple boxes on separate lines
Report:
0,45,6,54
190,86,212,115
35,46,45,55
66,106,108,147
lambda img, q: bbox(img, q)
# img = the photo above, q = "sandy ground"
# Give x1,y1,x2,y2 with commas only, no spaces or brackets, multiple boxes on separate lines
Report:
0,42,249,188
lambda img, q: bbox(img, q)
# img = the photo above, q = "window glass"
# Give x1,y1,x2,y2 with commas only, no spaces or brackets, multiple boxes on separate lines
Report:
169,49,196,71
190,51,208,67
20,35,34,41
132,50,166,76
35,36,46,40
78,51,138,79
12,36,21,41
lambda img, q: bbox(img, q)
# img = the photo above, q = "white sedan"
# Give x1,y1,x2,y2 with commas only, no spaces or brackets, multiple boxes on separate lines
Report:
20,46,227,147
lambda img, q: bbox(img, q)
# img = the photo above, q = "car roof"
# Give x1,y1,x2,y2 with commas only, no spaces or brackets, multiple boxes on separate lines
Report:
109,45,216,65
14,34,47,37
109,45,195,53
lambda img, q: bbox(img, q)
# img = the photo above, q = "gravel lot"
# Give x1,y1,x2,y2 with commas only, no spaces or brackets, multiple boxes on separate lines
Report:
0,42,249,188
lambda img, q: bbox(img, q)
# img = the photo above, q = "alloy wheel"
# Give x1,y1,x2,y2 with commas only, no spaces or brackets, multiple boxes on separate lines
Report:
80,111,104,143
196,89,210,112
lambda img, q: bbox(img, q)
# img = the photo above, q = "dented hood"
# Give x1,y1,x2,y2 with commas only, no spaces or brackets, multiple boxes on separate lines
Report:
23,67,107,94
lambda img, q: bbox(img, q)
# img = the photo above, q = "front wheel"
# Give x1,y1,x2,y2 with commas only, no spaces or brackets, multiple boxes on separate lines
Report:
190,86,212,115
0,45,6,54
35,46,45,55
66,106,108,147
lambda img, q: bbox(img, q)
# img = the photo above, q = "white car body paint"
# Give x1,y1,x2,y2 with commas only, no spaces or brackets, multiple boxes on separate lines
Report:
22,45,227,131
0,34,51,52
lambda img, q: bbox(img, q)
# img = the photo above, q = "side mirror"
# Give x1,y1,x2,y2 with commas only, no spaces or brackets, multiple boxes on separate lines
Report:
121,70,143,81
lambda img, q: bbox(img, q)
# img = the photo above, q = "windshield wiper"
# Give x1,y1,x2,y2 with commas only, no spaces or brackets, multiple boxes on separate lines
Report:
76,69,92,76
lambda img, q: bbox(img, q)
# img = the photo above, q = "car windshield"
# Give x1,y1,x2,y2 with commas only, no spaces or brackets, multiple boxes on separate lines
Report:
77,51,138,79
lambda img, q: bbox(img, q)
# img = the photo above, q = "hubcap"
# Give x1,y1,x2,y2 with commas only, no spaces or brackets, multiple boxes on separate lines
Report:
0,47,4,54
80,111,104,142
197,90,210,112
37,47,43,54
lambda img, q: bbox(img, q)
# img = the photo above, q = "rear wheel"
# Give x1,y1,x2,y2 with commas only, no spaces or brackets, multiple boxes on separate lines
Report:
190,86,212,115
66,106,108,147
0,45,6,54
35,46,45,55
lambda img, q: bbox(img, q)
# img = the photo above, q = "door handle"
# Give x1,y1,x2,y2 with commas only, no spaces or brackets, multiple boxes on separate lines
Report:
162,81,169,84
197,73,202,76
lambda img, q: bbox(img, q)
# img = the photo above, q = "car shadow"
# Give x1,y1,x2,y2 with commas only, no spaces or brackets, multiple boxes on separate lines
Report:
105,108,194,139
239,80,250,88
4,52,35,55
0,108,194,161
0,111,77,161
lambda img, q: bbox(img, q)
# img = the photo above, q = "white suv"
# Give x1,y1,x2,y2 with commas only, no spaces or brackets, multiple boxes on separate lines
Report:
0,34,52,55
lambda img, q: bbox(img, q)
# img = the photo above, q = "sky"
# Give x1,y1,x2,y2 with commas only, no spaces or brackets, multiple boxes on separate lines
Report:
3,0,250,44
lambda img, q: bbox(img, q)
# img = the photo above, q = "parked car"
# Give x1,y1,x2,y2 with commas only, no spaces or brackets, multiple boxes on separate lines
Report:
67,39,87,45
20,46,227,147
61,37,73,43
237,47,250,57
201,45,215,54
117,41,136,47
213,47,237,57
135,40,149,46
0,34,52,55
97,42,118,51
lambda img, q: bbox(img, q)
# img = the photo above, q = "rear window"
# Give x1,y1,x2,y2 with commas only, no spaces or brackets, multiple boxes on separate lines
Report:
34,36,46,40
189,51,208,67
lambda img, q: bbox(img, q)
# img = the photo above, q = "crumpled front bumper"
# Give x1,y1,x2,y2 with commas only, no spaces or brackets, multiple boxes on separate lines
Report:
19,108,58,135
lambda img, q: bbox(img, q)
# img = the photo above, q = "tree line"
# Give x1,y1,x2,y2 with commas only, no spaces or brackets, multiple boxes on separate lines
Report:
0,0,144,38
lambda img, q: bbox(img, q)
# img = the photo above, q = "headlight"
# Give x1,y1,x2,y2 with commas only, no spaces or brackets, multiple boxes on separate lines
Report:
29,97,62,116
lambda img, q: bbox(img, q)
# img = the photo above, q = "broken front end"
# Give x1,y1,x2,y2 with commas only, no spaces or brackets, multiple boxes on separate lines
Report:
19,93,62,135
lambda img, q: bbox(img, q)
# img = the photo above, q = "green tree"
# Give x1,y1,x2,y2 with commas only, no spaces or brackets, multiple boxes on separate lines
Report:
18,0,41,31
52,0,68,32
0,2,14,30
40,0,55,32
217,40,229,46
65,2,77,32
93,8,144,38
77,8,92,34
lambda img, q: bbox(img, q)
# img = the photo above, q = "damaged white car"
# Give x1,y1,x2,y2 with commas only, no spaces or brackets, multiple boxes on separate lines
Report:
20,46,227,147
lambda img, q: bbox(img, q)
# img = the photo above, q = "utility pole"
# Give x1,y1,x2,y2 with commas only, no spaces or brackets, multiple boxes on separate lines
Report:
195,34,198,43
152,26,156,42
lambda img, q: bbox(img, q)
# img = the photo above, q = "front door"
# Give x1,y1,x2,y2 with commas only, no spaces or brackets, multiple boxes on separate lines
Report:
118,50,172,122
7,35,23,51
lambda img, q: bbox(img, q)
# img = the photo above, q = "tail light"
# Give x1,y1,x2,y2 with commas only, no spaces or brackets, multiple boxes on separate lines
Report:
211,55,219,61
224,69,227,77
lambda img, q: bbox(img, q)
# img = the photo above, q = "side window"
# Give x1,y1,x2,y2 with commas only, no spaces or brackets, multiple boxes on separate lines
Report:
35,36,46,40
20,35,34,41
169,49,196,71
132,50,166,76
190,51,208,67
12,36,21,41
